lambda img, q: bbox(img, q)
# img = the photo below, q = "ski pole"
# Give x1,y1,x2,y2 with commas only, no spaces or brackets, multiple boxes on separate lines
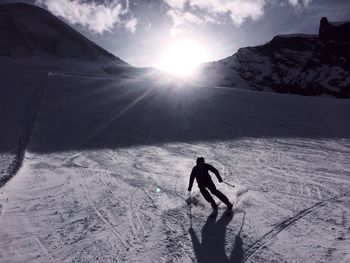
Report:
223,181,235,188
188,191,192,228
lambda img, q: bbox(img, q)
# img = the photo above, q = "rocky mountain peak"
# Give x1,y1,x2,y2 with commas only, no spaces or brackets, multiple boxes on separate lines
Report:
197,17,350,98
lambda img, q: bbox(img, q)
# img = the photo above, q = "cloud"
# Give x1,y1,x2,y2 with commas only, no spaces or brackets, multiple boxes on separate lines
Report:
165,0,188,10
36,0,138,34
167,9,203,36
288,0,313,7
165,0,313,36
189,0,266,25
125,17,138,33
165,0,266,33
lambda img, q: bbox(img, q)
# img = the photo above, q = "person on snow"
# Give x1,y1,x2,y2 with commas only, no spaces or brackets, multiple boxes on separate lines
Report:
188,157,233,211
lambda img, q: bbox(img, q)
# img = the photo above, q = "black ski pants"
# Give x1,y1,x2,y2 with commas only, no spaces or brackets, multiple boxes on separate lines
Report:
199,181,230,206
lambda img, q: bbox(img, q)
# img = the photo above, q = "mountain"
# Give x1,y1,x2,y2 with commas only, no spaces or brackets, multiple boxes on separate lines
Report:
292,17,350,97
197,17,350,98
0,3,126,63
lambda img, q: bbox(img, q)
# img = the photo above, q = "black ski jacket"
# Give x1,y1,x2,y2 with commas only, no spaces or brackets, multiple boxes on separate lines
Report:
188,163,223,190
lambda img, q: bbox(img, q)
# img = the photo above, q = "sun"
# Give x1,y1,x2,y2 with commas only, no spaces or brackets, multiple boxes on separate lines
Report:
156,38,208,77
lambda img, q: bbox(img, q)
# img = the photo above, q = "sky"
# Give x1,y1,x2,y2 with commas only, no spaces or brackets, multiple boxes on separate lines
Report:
2,0,350,67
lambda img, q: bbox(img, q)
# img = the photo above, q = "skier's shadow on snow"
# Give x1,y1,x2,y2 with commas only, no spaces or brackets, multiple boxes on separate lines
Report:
189,212,244,263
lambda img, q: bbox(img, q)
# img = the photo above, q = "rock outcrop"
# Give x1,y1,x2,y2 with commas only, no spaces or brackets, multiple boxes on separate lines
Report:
198,17,350,98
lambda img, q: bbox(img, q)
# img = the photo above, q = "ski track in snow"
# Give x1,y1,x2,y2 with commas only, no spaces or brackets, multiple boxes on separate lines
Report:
1,138,349,262
243,193,345,262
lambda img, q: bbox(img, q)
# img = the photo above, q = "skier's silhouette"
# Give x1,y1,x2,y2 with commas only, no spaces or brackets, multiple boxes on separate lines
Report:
189,212,244,263
188,157,232,210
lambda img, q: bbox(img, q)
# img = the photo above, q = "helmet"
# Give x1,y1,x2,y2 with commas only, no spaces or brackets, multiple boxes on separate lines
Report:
196,157,205,165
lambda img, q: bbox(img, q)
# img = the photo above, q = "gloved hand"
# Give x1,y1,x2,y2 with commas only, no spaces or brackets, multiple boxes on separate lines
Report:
188,188,191,192
218,178,223,183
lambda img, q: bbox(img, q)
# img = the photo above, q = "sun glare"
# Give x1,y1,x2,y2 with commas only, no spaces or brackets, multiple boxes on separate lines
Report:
156,39,208,77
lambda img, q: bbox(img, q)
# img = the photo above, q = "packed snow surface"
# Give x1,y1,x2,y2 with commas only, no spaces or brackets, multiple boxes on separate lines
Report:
0,61,350,263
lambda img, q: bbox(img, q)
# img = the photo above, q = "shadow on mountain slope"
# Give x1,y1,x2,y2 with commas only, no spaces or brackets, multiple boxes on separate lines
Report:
23,72,350,154
1,62,350,156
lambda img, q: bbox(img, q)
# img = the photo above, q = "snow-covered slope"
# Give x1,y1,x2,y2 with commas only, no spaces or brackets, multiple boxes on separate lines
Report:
0,3,123,62
197,17,350,98
0,61,350,262
0,59,44,186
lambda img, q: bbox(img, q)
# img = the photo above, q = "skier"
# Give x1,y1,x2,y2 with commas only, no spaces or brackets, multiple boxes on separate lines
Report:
188,157,233,211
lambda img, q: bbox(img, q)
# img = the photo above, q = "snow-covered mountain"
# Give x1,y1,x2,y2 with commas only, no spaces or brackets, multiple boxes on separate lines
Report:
198,17,350,98
0,3,122,61
0,3,143,77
